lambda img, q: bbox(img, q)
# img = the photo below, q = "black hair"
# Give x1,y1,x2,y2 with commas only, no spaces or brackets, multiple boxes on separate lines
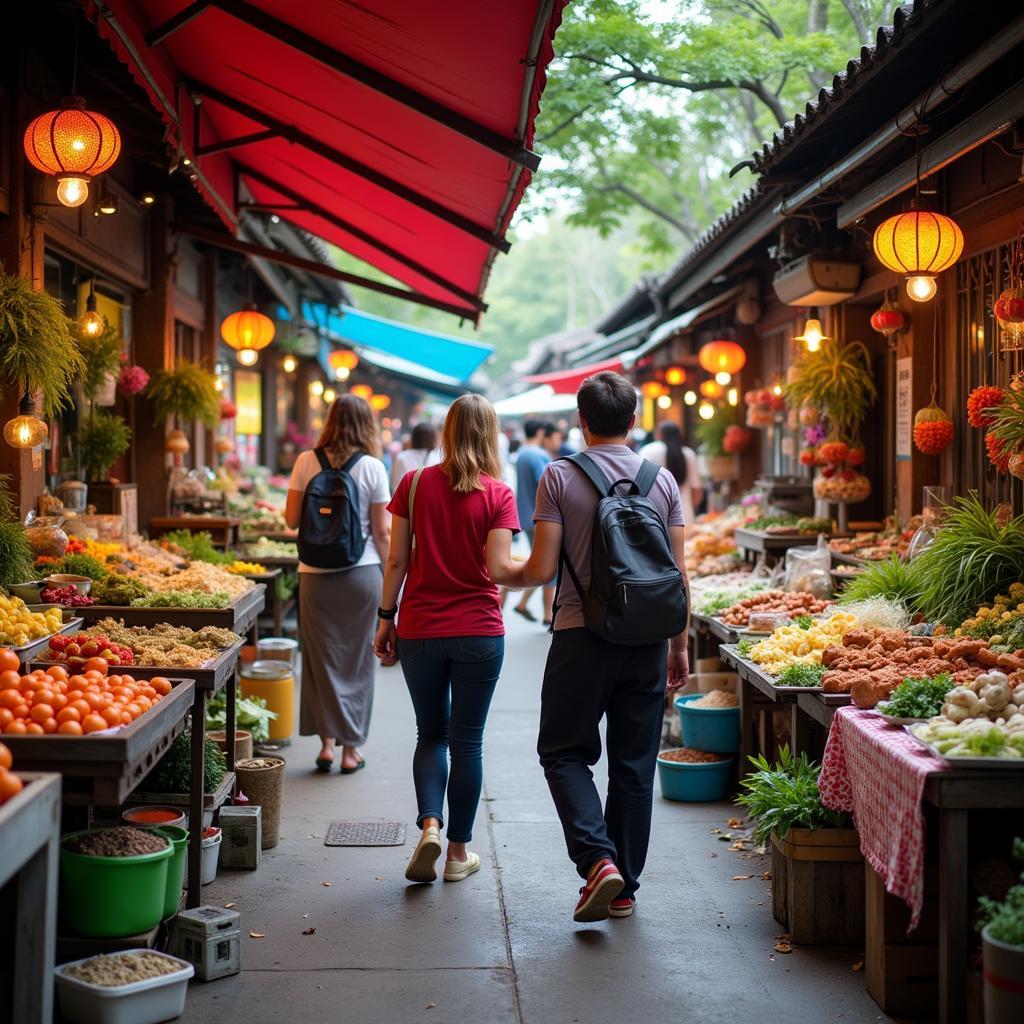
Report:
523,419,544,440
577,371,637,438
542,422,561,438
410,422,437,450
659,421,688,486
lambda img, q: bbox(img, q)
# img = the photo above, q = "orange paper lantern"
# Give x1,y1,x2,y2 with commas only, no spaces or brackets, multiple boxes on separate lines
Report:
664,366,687,386
221,304,275,353
873,210,964,301
329,349,359,371
641,381,667,398
699,379,724,399
350,384,373,400
370,394,391,411
698,340,746,377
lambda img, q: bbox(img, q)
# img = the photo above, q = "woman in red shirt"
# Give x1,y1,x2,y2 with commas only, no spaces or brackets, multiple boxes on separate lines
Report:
374,395,519,884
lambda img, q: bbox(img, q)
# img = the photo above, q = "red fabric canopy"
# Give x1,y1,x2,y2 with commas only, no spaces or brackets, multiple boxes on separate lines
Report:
524,357,626,394
86,0,566,320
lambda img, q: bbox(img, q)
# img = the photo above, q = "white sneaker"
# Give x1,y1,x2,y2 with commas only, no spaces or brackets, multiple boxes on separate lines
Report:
443,850,481,882
405,827,442,882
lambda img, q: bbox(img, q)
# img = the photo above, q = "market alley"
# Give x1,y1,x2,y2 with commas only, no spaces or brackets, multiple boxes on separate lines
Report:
181,612,891,1024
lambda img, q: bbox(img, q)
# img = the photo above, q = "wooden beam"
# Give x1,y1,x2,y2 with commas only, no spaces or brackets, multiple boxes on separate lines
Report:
236,163,486,311
205,0,539,173
187,79,511,253
173,222,483,321
195,128,277,157
144,0,212,46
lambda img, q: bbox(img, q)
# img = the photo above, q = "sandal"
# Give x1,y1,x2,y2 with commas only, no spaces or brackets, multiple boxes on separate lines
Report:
513,606,537,623
315,755,334,773
340,758,366,775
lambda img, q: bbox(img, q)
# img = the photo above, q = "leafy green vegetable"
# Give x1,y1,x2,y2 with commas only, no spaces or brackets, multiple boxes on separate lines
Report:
206,688,277,743
92,573,151,605
694,583,768,615
737,746,851,845
144,732,226,794
838,554,923,612
793,615,813,630
736,638,756,657
745,514,799,531
879,674,954,719
0,521,34,587
45,552,110,580
162,530,233,566
978,838,1024,947
132,590,231,609
775,663,826,688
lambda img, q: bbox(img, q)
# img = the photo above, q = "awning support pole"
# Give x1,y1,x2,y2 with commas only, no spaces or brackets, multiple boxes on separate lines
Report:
195,128,278,157
173,221,483,321
144,0,212,46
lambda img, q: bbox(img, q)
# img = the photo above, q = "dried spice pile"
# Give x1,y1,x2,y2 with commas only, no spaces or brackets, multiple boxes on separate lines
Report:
63,827,168,857
62,951,181,987
690,690,739,708
84,618,241,668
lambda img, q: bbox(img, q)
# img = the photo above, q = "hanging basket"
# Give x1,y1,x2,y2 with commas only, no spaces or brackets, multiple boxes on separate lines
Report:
913,403,953,455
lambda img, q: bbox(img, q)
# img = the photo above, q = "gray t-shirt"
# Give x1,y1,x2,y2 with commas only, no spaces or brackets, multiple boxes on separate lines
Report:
534,444,685,631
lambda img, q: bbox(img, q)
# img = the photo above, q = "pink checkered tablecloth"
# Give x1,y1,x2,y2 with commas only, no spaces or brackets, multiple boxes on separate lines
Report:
818,705,947,930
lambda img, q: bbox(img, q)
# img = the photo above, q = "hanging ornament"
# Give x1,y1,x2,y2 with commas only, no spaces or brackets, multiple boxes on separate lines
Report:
77,279,104,338
995,227,1024,353
697,340,745,377
966,386,1006,428
165,429,190,456
870,295,905,338
913,403,953,455
3,388,47,448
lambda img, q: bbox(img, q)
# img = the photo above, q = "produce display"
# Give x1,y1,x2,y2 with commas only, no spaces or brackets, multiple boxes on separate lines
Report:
0,596,64,647
829,527,912,561
774,663,827,688
876,674,955,720
40,584,96,607
693,581,769,616
143,730,226,794
136,590,231,609
744,611,858,675
658,747,730,763
206,690,276,742
717,590,830,627
0,740,23,804
44,632,134,669
239,502,292,537
837,555,923,612
685,534,744,576
939,584,1024,651
743,514,833,535
227,559,267,575
60,951,182,987
0,652,172,735
37,552,109,580
813,470,871,503
690,689,739,708
65,619,241,669
243,537,298,559
133,562,254,600
91,573,150,605
64,826,169,856
910,718,1024,759
938,670,1024,723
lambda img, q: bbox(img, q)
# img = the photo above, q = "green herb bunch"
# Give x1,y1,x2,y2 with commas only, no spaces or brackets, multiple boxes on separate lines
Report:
694,408,735,456
880,674,954,719
746,513,800,531
793,614,813,629
80,411,131,481
978,838,1024,948
145,732,226,794
0,475,33,586
737,746,851,845
838,555,924,612
132,590,231,609
92,573,151,605
162,529,232,566
45,553,110,581
913,493,1024,625
775,663,826,688
736,637,757,657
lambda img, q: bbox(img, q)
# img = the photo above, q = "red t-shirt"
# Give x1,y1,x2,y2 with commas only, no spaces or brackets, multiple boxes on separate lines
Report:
388,466,520,639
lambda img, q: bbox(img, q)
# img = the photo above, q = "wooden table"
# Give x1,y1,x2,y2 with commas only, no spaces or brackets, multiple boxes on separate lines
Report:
734,528,851,566
150,515,242,549
796,691,851,759
0,773,60,1024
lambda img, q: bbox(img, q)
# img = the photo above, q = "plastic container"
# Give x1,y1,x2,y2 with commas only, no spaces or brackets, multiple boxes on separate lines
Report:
240,660,295,741
255,636,299,666
657,752,734,802
154,825,189,918
59,831,172,938
675,694,741,754
122,806,186,830
201,827,222,885
55,950,194,1024
8,579,48,603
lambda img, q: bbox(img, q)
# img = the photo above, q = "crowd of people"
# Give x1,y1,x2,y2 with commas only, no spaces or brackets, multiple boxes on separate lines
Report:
285,374,694,922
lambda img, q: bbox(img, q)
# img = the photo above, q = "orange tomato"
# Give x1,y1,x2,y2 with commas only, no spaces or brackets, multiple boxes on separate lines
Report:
45,665,68,683
139,686,157,700
0,709,11,729
0,741,11,769
57,706,81,724
81,714,107,734
0,669,21,689
12,704,28,721
101,705,123,728
0,689,21,710
124,702,141,719
84,660,109,677
4,720,27,735
31,690,55,707
68,675,88,689
151,678,172,696
84,693,105,711
0,767,24,801
30,669,47,680
51,693,67,710
57,720,83,736
41,717,57,733
18,676,37,695
29,704,54,724
0,649,20,673
69,699,91,718
107,675,122,688
25,722,44,735
120,710,132,725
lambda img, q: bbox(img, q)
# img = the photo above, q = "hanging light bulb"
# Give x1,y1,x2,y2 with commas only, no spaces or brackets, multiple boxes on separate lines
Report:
664,367,686,386
334,366,351,382
282,354,298,374
873,209,963,303
683,390,697,406
727,387,739,406
310,380,325,397
323,387,337,404
655,394,672,410
714,371,731,386
236,348,259,367
795,315,828,352
77,280,104,338
56,177,89,208
214,376,225,392
697,401,715,420
906,275,938,302
3,390,48,449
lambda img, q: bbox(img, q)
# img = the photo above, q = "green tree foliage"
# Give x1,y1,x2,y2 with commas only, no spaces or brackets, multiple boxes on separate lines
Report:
534,0,892,255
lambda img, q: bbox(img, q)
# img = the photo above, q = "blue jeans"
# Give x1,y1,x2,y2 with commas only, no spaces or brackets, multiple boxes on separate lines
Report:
397,636,504,843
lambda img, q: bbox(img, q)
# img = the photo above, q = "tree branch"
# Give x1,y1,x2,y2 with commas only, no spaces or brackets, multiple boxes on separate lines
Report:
840,0,872,45
740,78,788,127
591,179,696,241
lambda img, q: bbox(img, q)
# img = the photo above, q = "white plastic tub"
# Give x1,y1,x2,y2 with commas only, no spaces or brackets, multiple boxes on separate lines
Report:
55,950,194,1024
201,828,222,885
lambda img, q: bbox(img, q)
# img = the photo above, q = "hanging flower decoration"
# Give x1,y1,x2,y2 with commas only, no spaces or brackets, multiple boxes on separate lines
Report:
913,403,954,455
986,430,1012,473
966,386,1006,428
220,399,238,421
722,425,752,454
994,227,1024,352
117,364,149,396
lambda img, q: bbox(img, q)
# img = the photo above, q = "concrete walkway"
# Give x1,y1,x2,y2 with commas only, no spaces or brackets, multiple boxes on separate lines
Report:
184,613,892,1024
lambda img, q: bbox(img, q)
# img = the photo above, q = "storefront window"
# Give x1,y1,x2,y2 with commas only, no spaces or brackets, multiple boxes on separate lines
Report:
234,369,262,467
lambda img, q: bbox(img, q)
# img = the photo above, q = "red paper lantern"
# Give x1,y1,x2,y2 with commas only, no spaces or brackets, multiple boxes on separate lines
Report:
995,287,1024,326
698,340,746,377
870,299,905,337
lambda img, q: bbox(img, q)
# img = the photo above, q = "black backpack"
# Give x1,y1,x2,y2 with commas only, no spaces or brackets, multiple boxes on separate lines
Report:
555,452,687,645
296,448,368,569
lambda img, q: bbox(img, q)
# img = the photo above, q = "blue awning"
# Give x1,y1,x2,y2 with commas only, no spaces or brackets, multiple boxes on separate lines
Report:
287,302,493,383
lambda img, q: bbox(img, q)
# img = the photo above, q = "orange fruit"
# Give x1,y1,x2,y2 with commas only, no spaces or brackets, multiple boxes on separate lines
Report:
31,690,55,707
51,693,67,710
57,706,81,724
151,678,172,696
84,693,105,711
12,704,28,721
69,699,91,718
18,677,37,695
101,705,123,727
42,717,57,733
81,714,107,734
120,710,132,725
0,741,11,769
0,709,11,729
68,675,88,689
46,665,68,682
0,689,21,710
84,660,109,676
0,669,20,689
4,720,27,735
0,768,24,801
25,722,44,735
29,703,54,724
57,720,83,735
0,649,20,673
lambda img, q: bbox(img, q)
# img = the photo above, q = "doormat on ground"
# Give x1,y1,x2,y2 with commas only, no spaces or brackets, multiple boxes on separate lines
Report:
325,821,407,847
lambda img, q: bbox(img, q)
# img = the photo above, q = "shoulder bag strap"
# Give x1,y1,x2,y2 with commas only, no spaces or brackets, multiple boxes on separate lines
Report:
564,451,612,497
634,458,661,498
340,450,366,473
313,447,332,472
408,466,426,554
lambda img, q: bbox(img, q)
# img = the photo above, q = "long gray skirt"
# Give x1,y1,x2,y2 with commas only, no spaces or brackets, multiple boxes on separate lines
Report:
299,565,382,745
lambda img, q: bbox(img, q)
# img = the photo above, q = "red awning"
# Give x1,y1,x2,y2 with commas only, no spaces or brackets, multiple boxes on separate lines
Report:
86,0,566,320
524,357,625,394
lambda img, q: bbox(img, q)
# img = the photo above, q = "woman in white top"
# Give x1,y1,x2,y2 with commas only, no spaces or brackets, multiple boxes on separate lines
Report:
640,421,703,526
285,395,391,774
389,422,441,493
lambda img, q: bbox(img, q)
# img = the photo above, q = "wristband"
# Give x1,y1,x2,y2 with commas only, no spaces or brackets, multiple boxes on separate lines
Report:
377,607,397,620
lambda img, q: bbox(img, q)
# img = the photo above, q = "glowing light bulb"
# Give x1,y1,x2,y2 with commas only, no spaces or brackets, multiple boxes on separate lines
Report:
310,380,325,397
236,348,259,366
323,388,337,404
57,177,89,208
796,317,826,352
772,384,783,396
282,355,297,374
214,377,225,392
656,394,672,410
4,393,48,448
906,275,937,302
715,371,731,386
78,311,103,337
727,388,739,406
683,390,697,406
334,366,350,382
698,401,715,420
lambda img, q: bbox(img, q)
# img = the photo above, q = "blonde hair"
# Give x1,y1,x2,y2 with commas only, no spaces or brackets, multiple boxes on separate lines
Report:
316,394,381,463
440,395,502,493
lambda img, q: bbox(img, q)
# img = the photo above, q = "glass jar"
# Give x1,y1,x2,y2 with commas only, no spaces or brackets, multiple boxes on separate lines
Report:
23,515,69,559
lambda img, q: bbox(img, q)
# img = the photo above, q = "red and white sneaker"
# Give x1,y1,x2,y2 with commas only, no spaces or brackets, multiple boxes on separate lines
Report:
609,897,636,918
573,859,624,922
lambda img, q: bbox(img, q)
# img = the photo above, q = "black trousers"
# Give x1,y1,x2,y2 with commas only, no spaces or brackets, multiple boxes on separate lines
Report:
537,628,667,899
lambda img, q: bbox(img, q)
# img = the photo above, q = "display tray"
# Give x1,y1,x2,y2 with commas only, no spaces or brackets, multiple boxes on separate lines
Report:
690,612,741,643
31,636,243,695
240,529,296,544
238,553,298,569
830,551,870,568
128,769,235,813
11,616,84,665
241,568,281,584
734,527,850,553
74,584,265,635
719,643,809,702
874,704,929,727
905,726,1024,769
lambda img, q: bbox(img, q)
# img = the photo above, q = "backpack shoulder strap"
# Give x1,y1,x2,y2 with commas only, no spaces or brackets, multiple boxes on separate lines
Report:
340,450,366,473
564,451,612,497
634,458,661,498
408,466,426,553
313,447,332,472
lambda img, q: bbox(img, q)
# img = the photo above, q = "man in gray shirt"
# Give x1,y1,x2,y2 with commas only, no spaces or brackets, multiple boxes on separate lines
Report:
492,372,690,922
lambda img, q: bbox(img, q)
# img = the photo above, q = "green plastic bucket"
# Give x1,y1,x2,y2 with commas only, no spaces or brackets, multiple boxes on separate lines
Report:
154,825,189,918
59,830,173,937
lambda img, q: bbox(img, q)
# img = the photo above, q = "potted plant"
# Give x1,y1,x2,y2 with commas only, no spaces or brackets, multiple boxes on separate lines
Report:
978,837,1024,1023
76,318,123,407
695,412,739,481
738,746,863,944
79,410,131,482
131,732,228,830
146,361,220,463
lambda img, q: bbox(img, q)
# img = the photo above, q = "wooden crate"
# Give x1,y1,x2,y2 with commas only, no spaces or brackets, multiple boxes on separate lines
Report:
864,862,939,1017
771,828,865,945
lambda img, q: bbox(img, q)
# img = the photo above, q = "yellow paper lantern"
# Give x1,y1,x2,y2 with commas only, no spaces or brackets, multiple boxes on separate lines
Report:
221,304,275,366
329,349,359,371
698,340,745,377
641,381,667,398
350,384,373,400
664,366,687,386
873,210,964,302
370,394,391,411
699,379,724,399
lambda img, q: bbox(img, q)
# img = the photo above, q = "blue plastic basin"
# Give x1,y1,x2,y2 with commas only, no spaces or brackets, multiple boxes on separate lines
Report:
675,694,741,754
657,753,734,802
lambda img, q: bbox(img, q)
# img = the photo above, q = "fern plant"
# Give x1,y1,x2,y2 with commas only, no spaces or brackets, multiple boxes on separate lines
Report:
80,411,132,481
0,476,33,586
147,361,220,428
76,318,124,402
838,555,924,613
0,265,85,414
